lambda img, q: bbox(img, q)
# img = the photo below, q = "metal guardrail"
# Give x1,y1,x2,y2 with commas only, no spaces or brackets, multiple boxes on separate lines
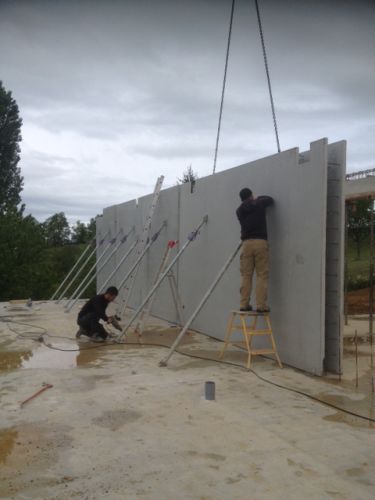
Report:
346,167,375,181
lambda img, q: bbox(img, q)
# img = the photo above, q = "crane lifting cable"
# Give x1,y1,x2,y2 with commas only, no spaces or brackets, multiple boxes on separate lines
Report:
212,0,236,175
212,0,281,175
254,0,281,153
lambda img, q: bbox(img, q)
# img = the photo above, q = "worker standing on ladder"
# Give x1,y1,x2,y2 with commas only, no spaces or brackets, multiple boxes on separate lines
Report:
236,188,273,313
76,286,119,342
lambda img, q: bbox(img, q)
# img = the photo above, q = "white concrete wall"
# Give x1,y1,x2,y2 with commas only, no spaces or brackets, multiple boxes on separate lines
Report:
325,141,346,373
345,175,375,200
97,138,346,376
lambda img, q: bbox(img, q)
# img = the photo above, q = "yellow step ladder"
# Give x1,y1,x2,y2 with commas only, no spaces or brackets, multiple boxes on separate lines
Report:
218,310,282,369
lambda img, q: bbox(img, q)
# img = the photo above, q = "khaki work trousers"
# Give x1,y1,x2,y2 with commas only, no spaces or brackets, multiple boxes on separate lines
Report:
240,239,269,309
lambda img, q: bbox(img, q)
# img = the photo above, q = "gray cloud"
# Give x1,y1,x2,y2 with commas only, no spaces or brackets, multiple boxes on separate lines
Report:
1,0,374,221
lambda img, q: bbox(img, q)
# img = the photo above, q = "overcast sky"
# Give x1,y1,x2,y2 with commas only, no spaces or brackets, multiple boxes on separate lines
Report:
1,0,374,223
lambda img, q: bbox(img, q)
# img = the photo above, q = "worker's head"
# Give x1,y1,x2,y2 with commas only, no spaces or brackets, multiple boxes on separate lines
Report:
104,286,119,302
239,188,253,201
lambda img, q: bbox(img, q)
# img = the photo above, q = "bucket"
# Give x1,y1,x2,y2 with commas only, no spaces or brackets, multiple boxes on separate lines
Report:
205,381,215,401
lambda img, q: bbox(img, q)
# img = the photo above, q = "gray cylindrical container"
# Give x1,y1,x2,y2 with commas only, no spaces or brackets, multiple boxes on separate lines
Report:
205,381,215,401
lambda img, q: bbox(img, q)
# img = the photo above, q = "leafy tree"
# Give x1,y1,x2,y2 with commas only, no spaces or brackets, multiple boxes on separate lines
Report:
347,198,372,259
42,243,96,299
71,220,89,244
178,165,198,184
43,212,71,247
177,165,198,193
86,217,97,240
0,82,98,300
0,81,24,213
0,211,47,300
71,217,97,244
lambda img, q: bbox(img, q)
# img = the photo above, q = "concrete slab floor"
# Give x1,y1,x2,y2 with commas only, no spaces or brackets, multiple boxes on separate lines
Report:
0,301,374,500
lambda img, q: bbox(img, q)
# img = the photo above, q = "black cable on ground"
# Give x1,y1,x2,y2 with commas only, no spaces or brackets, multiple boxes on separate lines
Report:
0,317,47,340
2,317,375,424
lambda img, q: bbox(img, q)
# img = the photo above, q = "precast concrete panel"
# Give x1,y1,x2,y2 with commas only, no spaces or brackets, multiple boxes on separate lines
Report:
116,199,142,309
122,193,156,311
143,185,181,325
97,206,117,294
95,216,108,292
114,199,138,294
325,141,346,373
98,138,345,375
177,139,328,375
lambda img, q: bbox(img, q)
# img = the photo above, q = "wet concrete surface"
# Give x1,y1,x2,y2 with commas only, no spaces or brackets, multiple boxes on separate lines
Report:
0,302,375,499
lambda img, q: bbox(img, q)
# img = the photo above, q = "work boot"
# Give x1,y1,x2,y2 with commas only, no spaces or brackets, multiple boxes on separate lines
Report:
240,305,253,312
256,306,270,314
76,327,88,339
91,333,106,343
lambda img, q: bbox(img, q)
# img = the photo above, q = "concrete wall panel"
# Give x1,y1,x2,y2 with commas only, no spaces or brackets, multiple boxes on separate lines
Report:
114,199,139,306
325,141,346,373
97,205,118,294
176,140,328,375
97,138,345,376
142,186,181,324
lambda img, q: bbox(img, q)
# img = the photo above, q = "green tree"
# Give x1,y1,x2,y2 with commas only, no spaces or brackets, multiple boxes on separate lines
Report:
86,217,97,240
0,81,24,214
347,199,372,259
177,165,198,193
0,211,47,300
177,164,198,184
71,217,97,244
71,220,89,244
43,212,71,247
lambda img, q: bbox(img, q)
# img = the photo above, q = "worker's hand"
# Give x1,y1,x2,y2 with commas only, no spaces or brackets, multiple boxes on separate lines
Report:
107,316,114,324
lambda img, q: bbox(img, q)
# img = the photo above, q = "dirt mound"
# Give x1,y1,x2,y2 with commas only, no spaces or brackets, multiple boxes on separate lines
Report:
346,287,374,314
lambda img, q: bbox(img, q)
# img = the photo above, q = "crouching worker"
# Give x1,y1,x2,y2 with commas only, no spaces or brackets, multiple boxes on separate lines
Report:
76,286,119,342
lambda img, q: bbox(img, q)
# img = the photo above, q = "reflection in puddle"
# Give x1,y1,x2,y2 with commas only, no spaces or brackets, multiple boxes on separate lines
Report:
22,345,77,369
0,351,33,371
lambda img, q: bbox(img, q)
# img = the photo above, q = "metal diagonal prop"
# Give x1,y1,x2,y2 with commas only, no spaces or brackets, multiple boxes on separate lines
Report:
65,229,123,311
56,231,109,304
117,215,209,342
98,231,138,294
116,221,168,298
159,240,242,367
65,226,136,312
50,236,96,300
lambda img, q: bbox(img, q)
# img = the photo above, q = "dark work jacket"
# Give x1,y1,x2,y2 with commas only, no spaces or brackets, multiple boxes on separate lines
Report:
78,294,110,321
236,196,274,241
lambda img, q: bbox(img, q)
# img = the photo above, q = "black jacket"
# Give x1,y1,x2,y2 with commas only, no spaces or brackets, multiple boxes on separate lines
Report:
78,294,110,321
236,196,274,241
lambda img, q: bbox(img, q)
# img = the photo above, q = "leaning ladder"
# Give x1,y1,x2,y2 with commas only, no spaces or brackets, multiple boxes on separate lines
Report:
133,240,184,339
119,175,164,317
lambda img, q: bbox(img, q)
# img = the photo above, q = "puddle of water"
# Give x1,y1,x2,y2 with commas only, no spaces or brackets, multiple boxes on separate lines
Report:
129,327,196,346
316,392,375,428
22,345,77,369
0,351,33,371
0,428,18,464
0,327,198,372
324,412,374,429
0,345,107,371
